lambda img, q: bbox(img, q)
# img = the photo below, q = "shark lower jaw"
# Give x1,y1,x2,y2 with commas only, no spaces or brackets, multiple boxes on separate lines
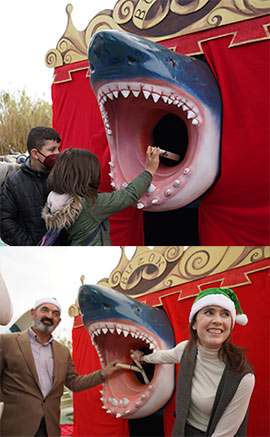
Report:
85,319,174,419
94,79,220,211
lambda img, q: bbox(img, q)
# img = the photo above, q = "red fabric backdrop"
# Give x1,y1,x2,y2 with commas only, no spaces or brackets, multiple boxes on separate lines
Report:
198,37,270,245
71,261,269,437
72,316,130,437
51,66,145,246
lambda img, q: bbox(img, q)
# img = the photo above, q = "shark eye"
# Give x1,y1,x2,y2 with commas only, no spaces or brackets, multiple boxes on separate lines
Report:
134,305,142,313
89,63,95,73
127,55,138,65
167,58,177,68
103,302,111,309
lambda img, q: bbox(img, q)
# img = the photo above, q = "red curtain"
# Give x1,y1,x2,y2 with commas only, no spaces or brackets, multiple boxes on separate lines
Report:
72,316,130,436
161,266,270,437
199,37,270,245
51,64,145,246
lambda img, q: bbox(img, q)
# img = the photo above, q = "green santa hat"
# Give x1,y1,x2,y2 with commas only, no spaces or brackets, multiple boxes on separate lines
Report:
189,288,248,327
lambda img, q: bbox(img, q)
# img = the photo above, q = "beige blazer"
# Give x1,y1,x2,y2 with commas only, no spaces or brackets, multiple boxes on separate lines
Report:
0,330,103,436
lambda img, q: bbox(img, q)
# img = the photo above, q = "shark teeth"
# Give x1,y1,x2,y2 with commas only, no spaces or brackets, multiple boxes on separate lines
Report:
89,321,158,352
97,82,201,136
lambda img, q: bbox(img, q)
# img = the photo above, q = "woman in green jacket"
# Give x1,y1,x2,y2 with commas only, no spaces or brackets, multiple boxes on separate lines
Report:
41,146,160,245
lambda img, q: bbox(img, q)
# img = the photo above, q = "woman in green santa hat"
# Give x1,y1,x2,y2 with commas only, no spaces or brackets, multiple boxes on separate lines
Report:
131,288,255,437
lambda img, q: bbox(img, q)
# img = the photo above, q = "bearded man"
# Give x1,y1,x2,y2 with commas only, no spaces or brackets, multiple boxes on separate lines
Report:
0,297,120,436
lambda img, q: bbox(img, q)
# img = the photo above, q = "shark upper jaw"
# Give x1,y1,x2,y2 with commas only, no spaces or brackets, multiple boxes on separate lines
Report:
89,30,222,212
84,318,174,419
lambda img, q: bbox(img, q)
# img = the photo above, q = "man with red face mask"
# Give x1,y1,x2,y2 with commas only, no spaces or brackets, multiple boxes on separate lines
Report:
0,126,61,245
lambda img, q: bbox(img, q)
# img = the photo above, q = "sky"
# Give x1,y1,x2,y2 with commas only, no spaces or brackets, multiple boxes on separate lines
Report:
0,0,117,103
0,246,139,338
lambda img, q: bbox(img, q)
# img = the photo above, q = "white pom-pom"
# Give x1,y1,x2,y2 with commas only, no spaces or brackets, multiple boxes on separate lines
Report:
236,314,248,325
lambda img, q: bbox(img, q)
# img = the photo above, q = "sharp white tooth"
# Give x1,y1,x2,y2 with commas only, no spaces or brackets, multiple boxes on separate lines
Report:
173,100,179,105
150,343,155,349
105,122,110,128
152,198,158,204
107,93,113,100
146,339,150,344
121,89,130,98
148,385,153,391
113,90,119,98
182,105,188,111
147,183,156,193
123,330,129,337
134,334,139,338
111,182,115,188
123,398,130,405
109,172,113,178
174,180,181,187
116,413,122,418
111,398,119,406
108,161,114,167
187,110,195,119
130,332,135,338
137,202,144,209
141,395,146,400
165,189,171,196
109,327,115,333
116,328,122,335
122,182,128,188
106,410,112,414
107,129,112,135
168,98,173,104
102,406,107,409
135,402,141,408
162,96,168,103
192,119,199,125
152,93,160,103
102,95,107,103
184,168,190,175
100,390,103,394
143,90,151,99
178,101,184,107
102,327,108,334
132,90,140,97
124,410,130,415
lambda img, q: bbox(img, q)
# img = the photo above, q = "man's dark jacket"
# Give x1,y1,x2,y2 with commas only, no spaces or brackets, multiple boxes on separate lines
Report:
0,157,49,245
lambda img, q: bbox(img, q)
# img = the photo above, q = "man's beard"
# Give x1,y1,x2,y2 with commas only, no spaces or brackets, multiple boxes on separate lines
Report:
33,315,56,334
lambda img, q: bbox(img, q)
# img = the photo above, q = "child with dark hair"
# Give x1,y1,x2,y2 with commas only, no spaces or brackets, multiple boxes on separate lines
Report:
0,126,61,245
41,146,161,245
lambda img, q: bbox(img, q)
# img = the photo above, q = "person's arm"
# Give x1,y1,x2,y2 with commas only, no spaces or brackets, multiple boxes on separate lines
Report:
64,352,121,392
0,181,34,245
212,373,255,437
131,341,188,365
91,146,161,220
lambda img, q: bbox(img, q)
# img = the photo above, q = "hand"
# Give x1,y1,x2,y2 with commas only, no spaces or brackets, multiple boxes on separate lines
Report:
145,146,161,176
130,349,144,363
101,360,121,379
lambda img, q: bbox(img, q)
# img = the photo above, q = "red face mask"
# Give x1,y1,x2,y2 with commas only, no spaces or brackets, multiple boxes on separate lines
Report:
37,150,59,169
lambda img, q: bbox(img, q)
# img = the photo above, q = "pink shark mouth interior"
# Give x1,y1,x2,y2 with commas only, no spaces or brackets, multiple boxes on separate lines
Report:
96,78,221,211
86,319,175,419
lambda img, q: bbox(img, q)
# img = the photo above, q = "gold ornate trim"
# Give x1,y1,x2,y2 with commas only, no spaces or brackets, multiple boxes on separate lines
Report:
97,246,270,297
45,1,270,68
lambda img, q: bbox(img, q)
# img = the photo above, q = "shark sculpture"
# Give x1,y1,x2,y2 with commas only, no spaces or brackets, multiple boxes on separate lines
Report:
88,30,222,211
78,283,175,419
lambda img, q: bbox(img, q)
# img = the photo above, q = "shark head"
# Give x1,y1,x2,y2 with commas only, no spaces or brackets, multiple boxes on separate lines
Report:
88,30,222,211
78,284,175,419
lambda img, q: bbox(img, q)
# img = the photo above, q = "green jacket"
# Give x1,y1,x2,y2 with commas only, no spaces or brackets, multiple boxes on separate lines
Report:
42,170,152,246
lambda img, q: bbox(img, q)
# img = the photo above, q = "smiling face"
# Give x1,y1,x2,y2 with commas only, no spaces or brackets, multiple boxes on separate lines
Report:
31,302,61,334
192,305,232,349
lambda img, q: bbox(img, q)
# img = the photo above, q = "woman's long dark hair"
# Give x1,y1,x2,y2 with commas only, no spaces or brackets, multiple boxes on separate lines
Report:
48,148,101,207
185,314,251,374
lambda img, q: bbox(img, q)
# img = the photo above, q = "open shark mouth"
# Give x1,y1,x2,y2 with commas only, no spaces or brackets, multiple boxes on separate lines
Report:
78,284,175,419
88,30,222,211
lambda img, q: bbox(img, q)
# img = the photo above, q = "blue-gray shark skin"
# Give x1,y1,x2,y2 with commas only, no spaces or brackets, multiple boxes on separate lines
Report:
78,284,175,419
88,30,222,211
